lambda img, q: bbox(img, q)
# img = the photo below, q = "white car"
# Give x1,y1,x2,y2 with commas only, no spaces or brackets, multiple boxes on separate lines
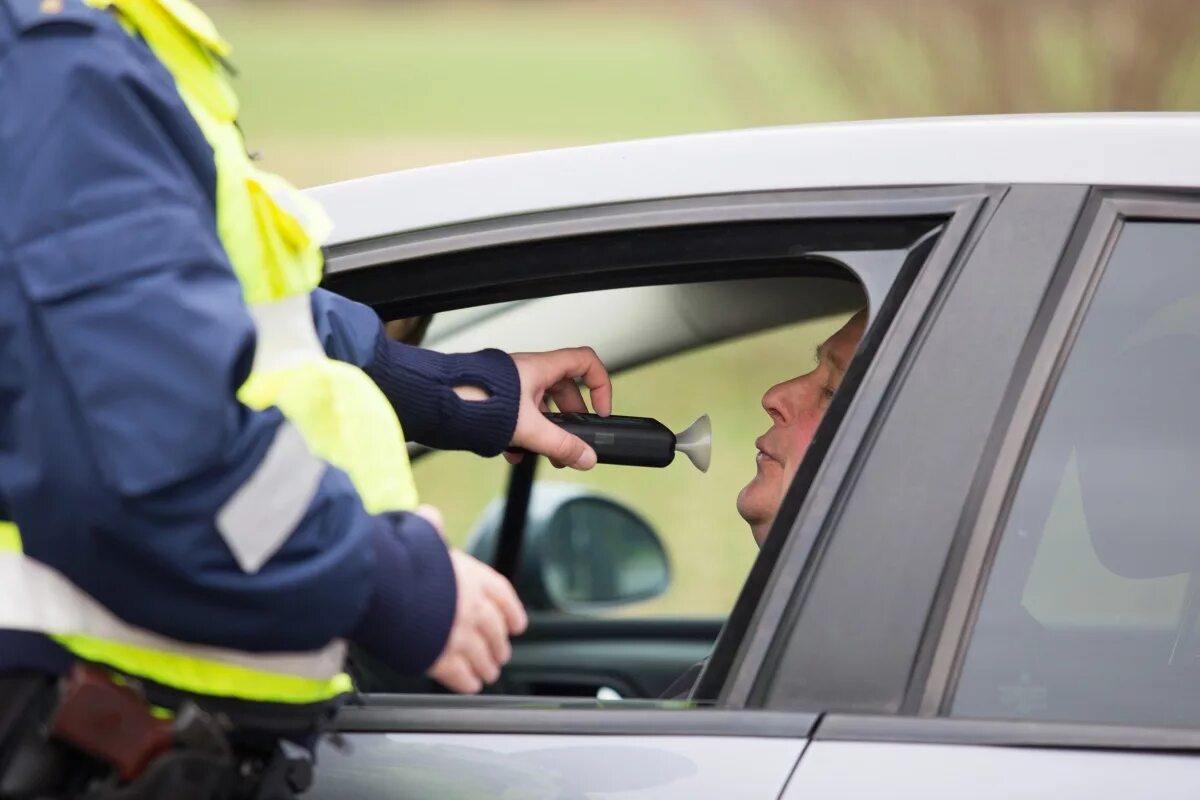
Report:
308,114,1200,799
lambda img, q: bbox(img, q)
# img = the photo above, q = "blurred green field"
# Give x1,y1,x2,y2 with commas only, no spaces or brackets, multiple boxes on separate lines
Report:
207,1,847,185
210,0,1200,189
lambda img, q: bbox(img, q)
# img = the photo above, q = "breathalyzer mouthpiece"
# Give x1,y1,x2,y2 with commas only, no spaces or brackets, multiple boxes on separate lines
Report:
541,412,712,473
674,414,712,473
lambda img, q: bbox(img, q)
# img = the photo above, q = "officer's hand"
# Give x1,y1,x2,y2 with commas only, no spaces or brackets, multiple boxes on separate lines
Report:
427,550,528,694
506,347,613,470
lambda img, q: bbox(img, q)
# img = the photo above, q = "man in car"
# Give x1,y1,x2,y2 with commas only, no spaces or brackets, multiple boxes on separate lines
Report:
736,308,868,544
662,308,867,699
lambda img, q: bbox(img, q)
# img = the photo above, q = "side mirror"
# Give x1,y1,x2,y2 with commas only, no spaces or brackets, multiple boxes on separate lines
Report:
466,483,670,613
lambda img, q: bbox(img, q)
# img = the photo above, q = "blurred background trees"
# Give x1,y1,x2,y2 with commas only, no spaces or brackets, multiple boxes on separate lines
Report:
210,0,1200,186
748,0,1200,116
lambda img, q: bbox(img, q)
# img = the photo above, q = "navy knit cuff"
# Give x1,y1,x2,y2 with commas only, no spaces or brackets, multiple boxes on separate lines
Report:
366,334,520,457
434,348,520,456
348,514,456,675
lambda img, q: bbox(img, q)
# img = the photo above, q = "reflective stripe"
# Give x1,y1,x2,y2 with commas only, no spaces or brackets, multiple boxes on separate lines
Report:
248,293,325,374
54,633,351,704
1,528,347,703
0,551,347,682
217,420,325,574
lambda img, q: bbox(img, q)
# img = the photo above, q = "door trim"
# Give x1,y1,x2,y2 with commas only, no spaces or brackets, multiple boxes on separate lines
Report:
336,701,818,738
325,186,992,276
323,187,987,320
816,713,1200,752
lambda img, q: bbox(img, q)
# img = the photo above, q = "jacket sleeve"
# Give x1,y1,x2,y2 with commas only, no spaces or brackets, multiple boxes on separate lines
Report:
0,23,452,671
311,288,521,456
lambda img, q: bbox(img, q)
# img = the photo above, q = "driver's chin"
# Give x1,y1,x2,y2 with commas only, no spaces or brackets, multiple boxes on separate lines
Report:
737,475,777,541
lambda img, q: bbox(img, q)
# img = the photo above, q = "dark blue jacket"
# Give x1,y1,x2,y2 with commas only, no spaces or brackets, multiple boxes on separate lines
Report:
0,0,518,680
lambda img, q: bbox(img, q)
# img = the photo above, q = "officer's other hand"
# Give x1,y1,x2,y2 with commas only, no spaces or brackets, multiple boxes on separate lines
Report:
506,347,613,470
427,550,528,694
414,504,445,534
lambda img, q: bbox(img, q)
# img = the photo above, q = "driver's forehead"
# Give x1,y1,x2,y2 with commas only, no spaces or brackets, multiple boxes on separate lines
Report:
821,312,867,365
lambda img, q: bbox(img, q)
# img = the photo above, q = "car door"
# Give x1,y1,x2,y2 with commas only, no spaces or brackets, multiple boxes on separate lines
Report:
779,190,1200,797
307,184,995,798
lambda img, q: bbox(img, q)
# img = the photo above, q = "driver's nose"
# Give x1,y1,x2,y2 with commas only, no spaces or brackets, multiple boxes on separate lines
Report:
762,373,812,424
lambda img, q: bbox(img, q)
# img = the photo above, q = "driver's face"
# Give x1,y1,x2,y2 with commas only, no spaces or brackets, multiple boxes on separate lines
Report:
736,310,867,545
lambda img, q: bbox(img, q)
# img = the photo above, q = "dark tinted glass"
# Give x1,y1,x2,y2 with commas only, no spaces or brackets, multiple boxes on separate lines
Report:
954,221,1200,728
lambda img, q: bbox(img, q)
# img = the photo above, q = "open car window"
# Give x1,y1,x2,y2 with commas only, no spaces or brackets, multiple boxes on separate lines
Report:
414,289,857,620
323,190,974,702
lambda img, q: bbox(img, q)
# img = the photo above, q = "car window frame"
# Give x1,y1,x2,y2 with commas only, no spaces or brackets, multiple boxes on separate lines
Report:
730,185,1097,714
323,186,977,318
920,189,1200,729
321,185,996,718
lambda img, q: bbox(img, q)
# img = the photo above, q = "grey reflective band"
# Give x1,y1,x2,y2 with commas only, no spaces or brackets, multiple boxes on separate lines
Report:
248,293,326,374
0,552,347,680
217,421,326,575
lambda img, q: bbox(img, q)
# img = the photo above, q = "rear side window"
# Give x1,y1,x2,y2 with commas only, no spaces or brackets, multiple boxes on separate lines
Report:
954,221,1200,728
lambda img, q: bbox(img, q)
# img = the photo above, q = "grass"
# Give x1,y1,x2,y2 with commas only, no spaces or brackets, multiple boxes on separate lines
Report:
208,1,1200,187
206,1,846,185
215,5,731,140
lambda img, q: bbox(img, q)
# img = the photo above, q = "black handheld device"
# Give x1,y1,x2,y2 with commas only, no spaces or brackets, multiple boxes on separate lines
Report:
539,412,711,472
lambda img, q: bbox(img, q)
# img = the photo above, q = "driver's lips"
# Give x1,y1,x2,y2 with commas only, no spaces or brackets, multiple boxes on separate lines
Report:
755,434,783,469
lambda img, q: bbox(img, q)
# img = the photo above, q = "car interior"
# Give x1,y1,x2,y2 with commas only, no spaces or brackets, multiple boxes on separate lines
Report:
346,273,871,700
323,215,948,705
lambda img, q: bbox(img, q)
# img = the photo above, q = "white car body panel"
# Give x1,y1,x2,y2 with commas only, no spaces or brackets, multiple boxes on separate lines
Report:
311,732,806,800
310,114,1200,246
784,740,1200,799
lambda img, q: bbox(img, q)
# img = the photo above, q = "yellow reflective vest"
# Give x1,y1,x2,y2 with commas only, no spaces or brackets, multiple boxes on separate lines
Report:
0,0,419,706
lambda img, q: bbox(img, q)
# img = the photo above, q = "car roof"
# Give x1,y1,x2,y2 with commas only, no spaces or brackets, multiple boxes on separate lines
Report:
309,113,1200,247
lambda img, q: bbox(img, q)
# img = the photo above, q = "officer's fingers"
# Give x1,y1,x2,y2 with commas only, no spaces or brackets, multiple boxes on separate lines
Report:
483,572,529,635
529,419,595,471
476,599,512,666
431,655,482,695
461,624,502,685
561,347,612,417
503,451,523,465
549,379,587,414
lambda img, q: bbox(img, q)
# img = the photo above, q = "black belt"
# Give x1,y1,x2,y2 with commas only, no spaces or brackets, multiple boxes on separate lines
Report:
0,674,55,773
0,672,96,800
0,666,324,800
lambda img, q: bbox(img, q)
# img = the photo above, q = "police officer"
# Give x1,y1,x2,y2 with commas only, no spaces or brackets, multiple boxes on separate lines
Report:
0,0,612,794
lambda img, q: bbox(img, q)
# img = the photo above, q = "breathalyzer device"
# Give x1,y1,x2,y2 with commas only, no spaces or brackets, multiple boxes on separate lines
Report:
538,412,711,472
